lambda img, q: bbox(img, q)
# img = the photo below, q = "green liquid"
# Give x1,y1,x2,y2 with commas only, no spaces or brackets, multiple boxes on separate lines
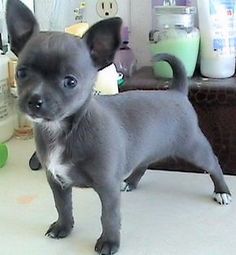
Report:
150,35,200,78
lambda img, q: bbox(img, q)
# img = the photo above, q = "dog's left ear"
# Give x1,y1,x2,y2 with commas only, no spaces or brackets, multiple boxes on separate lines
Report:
6,0,39,56
82,17,122,70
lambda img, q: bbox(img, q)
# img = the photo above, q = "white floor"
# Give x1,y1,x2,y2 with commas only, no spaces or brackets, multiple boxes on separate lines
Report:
0,139,236,255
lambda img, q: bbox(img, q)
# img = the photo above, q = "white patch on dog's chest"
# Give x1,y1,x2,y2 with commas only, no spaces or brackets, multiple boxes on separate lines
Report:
43,122,72,188
47,146,72,188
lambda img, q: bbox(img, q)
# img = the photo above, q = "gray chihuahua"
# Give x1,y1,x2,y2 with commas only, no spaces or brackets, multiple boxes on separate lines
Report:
6,0,231,254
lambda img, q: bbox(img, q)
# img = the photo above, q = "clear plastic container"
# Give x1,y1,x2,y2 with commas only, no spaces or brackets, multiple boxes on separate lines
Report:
149,6,200,78
0,53,14,143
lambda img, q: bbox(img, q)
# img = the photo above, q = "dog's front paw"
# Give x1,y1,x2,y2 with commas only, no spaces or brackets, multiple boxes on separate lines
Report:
45,220,74,239
213,192,232,205
95,236,120,255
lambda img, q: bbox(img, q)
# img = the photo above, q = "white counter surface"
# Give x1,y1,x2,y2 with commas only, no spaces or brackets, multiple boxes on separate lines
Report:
0,138,236,255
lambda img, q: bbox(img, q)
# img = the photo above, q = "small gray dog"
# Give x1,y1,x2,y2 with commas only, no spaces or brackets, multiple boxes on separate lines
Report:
6,0,231,254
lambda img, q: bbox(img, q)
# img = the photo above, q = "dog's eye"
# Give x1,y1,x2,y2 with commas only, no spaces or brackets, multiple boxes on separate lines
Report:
64,76,78,88
16,68,27,79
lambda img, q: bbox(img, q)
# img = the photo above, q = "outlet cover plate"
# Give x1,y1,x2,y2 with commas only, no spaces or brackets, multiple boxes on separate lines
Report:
96,0,118,18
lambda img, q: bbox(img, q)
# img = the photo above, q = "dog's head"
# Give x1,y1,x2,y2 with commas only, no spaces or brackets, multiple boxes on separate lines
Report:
6,0,121,122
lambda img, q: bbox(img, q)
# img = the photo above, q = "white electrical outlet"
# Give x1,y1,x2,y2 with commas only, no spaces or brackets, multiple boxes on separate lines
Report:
96,0,118,18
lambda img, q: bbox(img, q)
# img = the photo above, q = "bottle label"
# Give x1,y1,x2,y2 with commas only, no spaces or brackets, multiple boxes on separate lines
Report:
0,79,9,120
209,0,236,56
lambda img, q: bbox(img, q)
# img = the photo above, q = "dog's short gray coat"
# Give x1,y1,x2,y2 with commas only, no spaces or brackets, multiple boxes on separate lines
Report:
6,0,232,254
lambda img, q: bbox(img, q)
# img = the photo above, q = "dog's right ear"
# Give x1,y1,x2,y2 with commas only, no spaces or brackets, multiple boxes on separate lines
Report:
6,0,39,56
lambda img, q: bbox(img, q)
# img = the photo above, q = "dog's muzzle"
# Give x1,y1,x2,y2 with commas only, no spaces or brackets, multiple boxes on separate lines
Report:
22,93,61,122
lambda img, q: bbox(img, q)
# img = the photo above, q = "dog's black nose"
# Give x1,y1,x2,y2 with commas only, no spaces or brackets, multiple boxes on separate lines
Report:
28,94,43,111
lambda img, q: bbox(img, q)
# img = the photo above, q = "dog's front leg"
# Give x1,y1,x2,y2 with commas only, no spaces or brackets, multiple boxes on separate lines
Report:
45,172,74,239
94,184,121,255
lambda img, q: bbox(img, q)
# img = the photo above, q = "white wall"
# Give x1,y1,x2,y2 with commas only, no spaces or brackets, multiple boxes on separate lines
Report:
34,0,152,68
34,0,53,30
34,0,130,31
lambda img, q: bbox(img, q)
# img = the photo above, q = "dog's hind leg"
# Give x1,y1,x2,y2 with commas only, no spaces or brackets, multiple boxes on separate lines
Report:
180,129,231,205
121,165,147,192
45,172,74,238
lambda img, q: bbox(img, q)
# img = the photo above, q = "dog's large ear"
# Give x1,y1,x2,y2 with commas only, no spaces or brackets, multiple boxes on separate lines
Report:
6,0,39,56
82,17,122,69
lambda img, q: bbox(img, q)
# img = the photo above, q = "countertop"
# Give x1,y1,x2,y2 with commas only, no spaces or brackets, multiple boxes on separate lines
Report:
0,138,236,255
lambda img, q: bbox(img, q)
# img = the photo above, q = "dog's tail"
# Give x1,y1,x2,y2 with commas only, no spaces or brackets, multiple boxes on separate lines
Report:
152,53,188,95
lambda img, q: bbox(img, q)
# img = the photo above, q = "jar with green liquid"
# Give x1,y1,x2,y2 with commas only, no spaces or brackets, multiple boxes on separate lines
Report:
149,6,200,78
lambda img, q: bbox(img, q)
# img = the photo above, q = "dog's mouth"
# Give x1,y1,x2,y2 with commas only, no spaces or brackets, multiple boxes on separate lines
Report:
25,110,67,123
26,114,53,123
25,108,60,123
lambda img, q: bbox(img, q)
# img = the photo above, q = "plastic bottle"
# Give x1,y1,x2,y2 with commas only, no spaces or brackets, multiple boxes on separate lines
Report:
197,0,236,78
0,51,14,143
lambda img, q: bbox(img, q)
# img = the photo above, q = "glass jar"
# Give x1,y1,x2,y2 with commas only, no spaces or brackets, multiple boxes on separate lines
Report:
149,6,200,78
